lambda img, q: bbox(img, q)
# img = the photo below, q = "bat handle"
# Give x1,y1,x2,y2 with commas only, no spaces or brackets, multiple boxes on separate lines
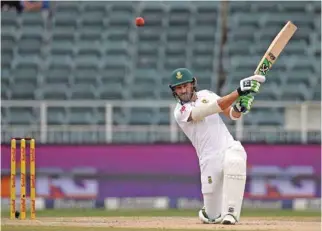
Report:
240,106,247,113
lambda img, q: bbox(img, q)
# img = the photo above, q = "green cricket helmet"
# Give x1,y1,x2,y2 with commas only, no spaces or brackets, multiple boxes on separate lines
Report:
169,68,197,104
169,68,196,89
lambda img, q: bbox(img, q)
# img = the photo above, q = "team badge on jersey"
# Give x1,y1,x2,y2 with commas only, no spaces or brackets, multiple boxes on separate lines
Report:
208,176,212,184
202,99,209,104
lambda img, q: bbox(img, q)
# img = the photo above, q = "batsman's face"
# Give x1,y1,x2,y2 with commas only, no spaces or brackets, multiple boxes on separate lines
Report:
174,82,194,102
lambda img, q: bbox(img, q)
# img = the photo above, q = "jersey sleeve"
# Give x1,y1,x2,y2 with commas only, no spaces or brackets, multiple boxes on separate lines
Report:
174,104,193,123
204,90,221,100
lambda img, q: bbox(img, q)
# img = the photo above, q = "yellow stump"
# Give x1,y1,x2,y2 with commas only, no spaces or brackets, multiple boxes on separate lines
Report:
30,139,36,219
20,139,26,220
10,139,16,219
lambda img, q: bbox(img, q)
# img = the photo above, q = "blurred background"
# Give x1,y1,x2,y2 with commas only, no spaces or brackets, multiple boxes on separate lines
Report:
1,1,321,214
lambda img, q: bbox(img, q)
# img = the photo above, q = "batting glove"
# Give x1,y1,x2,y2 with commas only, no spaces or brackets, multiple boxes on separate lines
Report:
237,75,266,95
233,94,254,114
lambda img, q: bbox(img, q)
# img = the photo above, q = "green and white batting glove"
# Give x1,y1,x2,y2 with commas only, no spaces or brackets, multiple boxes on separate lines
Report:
237,75,266,95
233,94,254,114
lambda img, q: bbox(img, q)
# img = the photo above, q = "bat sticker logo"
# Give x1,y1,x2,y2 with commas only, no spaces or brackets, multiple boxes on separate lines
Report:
268,52,276,61
243,80,251,88
259,58,272,76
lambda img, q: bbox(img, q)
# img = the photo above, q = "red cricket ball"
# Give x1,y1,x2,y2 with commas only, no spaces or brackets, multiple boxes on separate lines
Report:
136,17,145,27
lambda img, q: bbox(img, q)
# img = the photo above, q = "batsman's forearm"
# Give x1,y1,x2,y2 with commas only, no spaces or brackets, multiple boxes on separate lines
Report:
217,90,239,111
190,90,239,122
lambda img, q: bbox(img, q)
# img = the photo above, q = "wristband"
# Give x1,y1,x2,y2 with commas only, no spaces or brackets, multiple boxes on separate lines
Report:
233,103,247,113
237,87,249,96
230,107,241,120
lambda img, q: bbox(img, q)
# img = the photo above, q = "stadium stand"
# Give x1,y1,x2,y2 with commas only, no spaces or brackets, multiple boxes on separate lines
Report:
1,1,321,143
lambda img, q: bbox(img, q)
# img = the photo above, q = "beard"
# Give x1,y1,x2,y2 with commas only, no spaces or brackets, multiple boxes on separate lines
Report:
178,91,194,103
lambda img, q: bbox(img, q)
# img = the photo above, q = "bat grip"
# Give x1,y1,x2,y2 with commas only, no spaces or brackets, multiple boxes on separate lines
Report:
240,106,247,113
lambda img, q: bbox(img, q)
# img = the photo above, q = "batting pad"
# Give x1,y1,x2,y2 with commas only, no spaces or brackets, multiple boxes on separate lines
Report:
221,147,247,222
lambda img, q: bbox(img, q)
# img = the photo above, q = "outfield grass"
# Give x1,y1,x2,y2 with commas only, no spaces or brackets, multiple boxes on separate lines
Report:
1,208,320,218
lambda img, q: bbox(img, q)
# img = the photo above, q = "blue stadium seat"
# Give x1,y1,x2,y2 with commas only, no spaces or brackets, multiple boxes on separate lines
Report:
281,83,311,101
47,107,66,125
1,11,19,31
70,84,98,100
21,12,45,30
38,84,69,100
4,108,36,125
53,14,77,31
45,61,72,85
98,83,125,100
51,29,75,48
67,107,98,125
73,56,100,85
50,41,75,59
77,28,102,43
128,108,159,125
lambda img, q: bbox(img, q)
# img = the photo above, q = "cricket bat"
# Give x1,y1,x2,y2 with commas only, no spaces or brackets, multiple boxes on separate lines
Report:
254,21,297,76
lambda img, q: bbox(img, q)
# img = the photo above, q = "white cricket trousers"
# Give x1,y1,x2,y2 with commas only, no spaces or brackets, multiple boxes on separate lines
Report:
200,140,247,220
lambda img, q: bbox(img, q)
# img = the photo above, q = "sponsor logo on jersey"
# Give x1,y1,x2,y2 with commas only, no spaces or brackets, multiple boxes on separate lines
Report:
180,106,186,114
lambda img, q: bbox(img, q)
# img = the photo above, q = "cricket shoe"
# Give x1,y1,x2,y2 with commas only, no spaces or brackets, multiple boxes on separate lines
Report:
198,206,223,224
221,214,238,225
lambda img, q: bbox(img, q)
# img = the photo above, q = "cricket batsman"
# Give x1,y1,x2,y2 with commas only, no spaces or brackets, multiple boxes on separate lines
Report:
169,68,265,225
